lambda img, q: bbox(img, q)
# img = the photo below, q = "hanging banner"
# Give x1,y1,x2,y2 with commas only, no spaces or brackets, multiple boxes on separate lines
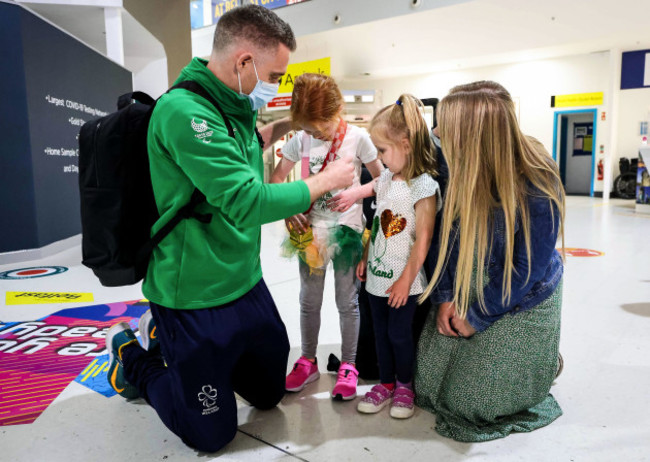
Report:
266,57,330,111
621,49,650,90
266,57,331,111
551,92,604,108
278,57,330,94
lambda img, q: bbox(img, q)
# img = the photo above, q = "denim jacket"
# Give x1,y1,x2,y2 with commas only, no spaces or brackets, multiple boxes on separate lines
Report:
429,190,563,332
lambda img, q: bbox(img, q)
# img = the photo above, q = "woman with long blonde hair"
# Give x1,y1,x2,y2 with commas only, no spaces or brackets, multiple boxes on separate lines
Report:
415,81,566,442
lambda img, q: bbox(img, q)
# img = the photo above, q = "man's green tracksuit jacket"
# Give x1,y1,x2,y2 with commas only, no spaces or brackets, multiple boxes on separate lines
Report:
142,58,310,309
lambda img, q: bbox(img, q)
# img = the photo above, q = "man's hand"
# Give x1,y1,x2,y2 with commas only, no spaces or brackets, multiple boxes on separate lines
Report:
322,157,355,191
304,157,354,203
285,213,309,234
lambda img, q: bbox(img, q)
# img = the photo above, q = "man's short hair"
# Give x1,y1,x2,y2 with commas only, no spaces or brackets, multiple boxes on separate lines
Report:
213,4,296,54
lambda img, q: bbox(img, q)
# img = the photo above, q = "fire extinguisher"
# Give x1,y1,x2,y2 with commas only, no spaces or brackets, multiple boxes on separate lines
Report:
597,159,604,181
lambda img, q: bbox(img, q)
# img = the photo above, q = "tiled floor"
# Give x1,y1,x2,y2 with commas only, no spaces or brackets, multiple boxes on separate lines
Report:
0,197,649,461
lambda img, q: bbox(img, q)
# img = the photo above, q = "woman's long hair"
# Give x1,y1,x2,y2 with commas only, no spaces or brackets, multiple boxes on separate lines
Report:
421,81,565,318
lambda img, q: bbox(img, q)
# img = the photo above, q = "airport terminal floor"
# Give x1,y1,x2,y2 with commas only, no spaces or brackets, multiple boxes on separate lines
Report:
0,196,648,461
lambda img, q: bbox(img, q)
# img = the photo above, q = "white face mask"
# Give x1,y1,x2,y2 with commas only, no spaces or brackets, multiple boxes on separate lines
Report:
238,59,279,112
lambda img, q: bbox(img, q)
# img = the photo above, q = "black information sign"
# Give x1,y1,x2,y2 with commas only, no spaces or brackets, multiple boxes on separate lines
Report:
0,3,132,253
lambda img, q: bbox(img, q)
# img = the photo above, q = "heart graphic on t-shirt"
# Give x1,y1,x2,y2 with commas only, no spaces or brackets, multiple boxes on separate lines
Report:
381,210,407,238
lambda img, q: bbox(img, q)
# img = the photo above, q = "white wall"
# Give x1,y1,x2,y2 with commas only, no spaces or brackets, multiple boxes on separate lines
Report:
340,52,619,193
129,56,168,99
617,87,650,172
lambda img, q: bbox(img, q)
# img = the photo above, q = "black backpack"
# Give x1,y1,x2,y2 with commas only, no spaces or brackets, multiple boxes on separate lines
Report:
78,80,259,287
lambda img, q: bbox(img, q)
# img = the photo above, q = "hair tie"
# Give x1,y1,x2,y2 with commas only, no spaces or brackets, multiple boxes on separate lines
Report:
395,100,402,106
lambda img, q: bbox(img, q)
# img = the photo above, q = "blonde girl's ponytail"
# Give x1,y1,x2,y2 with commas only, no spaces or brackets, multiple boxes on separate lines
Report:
396,94,437,182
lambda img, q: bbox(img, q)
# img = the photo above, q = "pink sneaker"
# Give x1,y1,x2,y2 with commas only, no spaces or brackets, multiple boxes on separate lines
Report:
286,357,320,392
331,362,358,401
390,386,415,419
357,384,393,414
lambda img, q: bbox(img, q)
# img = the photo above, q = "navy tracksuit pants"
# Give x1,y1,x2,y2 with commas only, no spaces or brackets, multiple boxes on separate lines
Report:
122,279,289,453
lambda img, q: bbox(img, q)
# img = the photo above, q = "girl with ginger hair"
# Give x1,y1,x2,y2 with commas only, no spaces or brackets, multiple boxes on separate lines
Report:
270,73,383,400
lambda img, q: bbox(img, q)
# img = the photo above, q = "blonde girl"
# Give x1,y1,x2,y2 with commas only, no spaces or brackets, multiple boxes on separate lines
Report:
355,94,440,419
416,80,566,442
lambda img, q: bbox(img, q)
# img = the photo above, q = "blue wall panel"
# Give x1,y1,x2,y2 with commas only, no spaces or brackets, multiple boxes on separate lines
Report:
0,3,132,252
0,5,38,253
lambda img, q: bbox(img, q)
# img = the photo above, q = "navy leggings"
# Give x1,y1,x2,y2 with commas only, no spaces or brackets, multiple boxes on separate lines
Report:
122,279,289,453
367,293,418,385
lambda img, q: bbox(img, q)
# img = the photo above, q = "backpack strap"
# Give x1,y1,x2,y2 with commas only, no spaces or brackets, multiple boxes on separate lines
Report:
254,127,265,150
136,80,242,268
170,80,265,150
136,189,210,265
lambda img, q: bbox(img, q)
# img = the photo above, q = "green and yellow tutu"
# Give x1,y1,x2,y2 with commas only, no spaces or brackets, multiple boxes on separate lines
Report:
281,225,363,275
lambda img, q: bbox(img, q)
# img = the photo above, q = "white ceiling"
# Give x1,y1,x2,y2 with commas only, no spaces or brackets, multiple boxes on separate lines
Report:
286,0,650,81
16,2,165,72
14,0,650,83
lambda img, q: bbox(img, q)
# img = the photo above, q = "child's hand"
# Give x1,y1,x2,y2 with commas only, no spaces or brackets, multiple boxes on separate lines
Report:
327,189,357,213
285,213,309,234
356,260,367,282
386,277,410,308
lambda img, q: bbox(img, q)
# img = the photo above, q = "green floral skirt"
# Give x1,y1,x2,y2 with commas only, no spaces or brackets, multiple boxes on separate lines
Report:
414,282,563,442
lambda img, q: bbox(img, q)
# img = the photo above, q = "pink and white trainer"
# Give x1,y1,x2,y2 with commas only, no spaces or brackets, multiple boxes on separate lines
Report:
390,386,415,419
331,362,358,401
286,356,320,392
357,384,393,414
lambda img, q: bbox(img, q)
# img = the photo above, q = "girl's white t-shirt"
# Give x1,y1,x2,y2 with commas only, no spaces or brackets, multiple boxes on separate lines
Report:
366,170,441,297
281,124,377,232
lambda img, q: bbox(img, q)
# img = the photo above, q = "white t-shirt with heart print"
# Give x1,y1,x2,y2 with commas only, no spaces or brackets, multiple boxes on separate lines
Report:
366,169,441,297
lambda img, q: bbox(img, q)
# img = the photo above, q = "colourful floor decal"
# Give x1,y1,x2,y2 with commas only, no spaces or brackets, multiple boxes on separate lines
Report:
6,292,94,305
0,300,148,426
74,354,116,398
562,248,605,257
0,266,68,280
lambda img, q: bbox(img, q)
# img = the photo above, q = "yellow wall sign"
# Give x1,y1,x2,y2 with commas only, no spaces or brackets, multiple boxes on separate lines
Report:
278,57,331,94
6,292,94,305
551,92,604,108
